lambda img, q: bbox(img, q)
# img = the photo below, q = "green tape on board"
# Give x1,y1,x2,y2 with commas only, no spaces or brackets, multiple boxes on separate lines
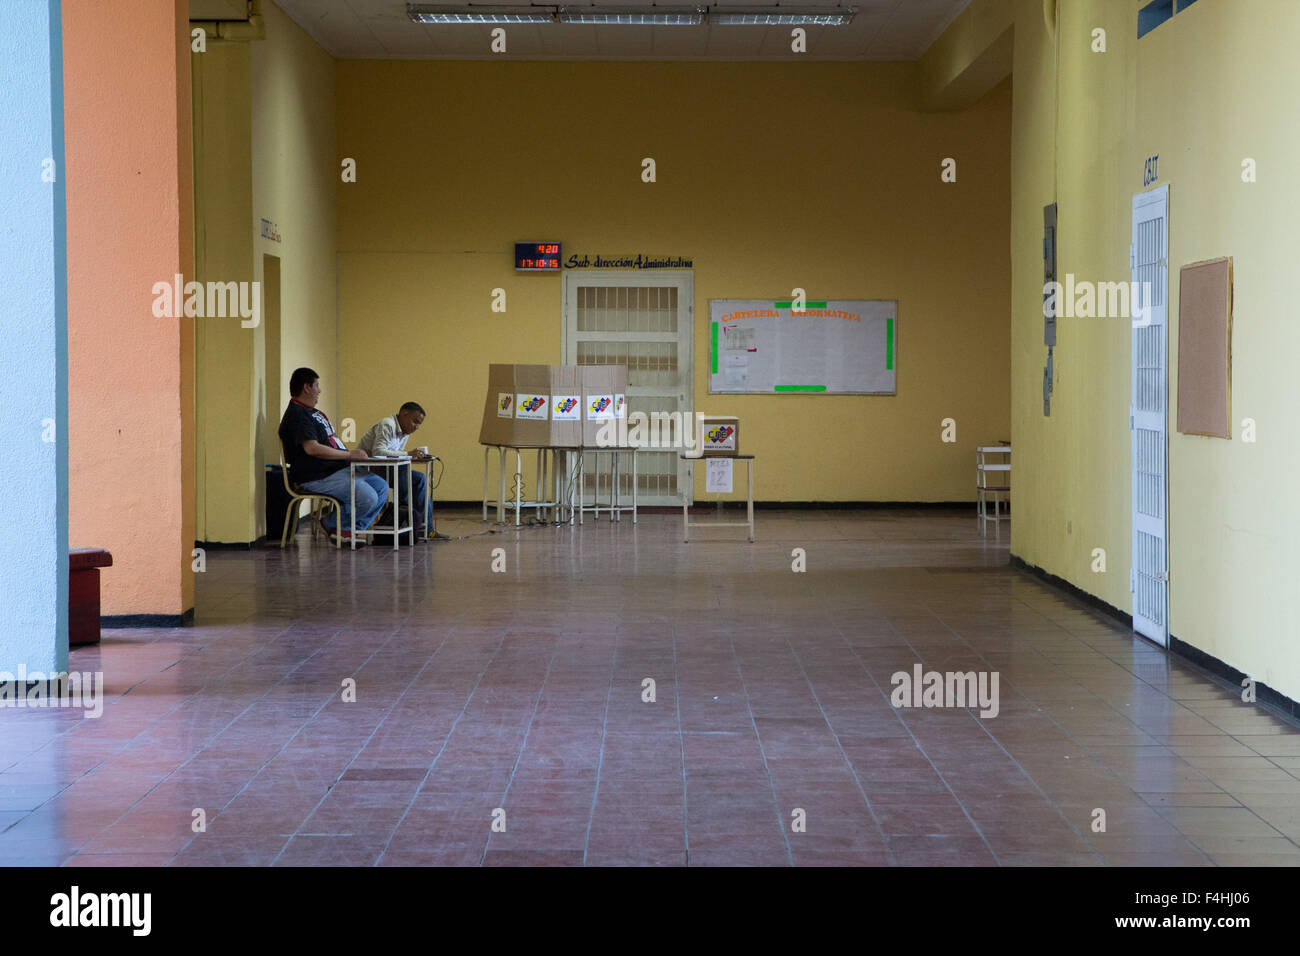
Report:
711,321,718,374
774,301,828,309
886,316,894,370
775,385,827,392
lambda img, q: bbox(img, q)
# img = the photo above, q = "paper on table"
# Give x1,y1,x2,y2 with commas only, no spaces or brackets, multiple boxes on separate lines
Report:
705,458,733,494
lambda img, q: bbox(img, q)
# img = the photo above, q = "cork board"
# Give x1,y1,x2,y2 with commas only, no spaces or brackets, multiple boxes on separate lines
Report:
1177,257,1233,438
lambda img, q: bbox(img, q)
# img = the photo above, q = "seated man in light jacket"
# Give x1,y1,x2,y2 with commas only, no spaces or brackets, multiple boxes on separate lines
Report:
359,401,434,532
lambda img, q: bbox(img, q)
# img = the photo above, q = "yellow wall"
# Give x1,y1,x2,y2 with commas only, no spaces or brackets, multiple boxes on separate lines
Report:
198,0,1296,703
193,38,256,544
192,0,338,542
251,0,339,532
1005,0,1300,699
918,0,1014,110
335,61,1011,502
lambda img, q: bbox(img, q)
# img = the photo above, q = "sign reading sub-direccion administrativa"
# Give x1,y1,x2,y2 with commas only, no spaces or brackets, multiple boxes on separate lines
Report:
565,253,693,269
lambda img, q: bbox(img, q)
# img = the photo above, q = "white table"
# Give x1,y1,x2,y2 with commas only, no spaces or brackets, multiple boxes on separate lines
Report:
681,454,754,542
350,457,415,550
413,457,437,539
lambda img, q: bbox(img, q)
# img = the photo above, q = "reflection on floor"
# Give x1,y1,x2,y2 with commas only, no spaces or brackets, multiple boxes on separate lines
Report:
3,508,1298,866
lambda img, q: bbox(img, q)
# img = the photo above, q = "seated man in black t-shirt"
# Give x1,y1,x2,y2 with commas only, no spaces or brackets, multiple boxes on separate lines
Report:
278,366,388,545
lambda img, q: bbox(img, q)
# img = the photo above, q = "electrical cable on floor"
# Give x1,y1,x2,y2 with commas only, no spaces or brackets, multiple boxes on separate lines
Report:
561,453,585,524
430,526,497,541
425,454,596,538
434,510,578,540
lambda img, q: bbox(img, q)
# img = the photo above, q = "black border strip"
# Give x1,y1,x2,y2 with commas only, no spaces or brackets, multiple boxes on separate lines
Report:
1170,634,1300,723
1011,552,1300,724
195,538,265,550
101,608,194,629
1009,553,1133,628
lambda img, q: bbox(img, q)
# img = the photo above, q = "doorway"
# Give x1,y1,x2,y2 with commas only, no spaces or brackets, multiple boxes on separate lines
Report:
1130,185,1169,646
562,270,694,506
261,254,282,533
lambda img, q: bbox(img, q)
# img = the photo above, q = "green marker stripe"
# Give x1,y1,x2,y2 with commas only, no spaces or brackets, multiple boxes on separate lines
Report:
711,321,718,374
886,317,894,370
774,301,828,309
775,385,826,392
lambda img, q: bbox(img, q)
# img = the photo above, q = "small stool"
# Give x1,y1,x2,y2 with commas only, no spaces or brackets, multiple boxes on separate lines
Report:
69,548,113,646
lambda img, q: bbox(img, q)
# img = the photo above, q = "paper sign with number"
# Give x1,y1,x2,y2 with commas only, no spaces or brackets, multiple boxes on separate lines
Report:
705,458,733,494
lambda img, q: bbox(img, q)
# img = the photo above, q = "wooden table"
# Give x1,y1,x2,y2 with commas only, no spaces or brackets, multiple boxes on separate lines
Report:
69,548,113,646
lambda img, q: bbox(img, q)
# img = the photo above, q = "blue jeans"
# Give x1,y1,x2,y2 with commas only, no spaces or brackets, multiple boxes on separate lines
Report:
300,469,389,532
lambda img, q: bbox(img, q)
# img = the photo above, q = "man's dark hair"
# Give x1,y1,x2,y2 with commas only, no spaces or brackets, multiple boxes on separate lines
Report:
399,401,426,416
289,367,319,397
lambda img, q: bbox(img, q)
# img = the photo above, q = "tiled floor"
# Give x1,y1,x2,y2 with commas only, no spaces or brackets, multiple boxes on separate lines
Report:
3,508,1299,866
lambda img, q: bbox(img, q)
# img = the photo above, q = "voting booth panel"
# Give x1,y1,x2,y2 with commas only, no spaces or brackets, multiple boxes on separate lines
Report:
480,364,629,448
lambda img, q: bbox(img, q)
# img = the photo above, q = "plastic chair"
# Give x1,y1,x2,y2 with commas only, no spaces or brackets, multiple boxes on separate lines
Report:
278,449,342,548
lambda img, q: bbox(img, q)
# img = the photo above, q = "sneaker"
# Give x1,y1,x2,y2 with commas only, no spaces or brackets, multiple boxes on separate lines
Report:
329,529,368,547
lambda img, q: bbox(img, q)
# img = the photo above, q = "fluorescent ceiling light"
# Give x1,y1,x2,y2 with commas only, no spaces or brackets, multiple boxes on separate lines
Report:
406,3,854,27
710,7,855,25
558,6,706,24
407,4,556,23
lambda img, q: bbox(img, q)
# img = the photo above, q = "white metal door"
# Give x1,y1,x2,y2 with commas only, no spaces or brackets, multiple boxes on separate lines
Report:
1131,184,1169,646
562,270,694,506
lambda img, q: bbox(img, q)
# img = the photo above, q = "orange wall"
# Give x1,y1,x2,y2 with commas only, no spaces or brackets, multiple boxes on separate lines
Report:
63,0,194,616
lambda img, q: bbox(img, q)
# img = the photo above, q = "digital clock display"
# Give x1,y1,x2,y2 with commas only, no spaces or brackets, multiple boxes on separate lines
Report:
515,242,562,271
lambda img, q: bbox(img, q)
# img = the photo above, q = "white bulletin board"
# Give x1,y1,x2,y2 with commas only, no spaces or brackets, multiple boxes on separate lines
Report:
708,299,897,395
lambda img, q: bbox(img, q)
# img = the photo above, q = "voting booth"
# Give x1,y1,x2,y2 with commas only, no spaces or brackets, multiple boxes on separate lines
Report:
479,364,630,526
479,364,628,448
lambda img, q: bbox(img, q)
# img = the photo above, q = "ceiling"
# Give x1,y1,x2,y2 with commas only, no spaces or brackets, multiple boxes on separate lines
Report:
267,0,973,61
